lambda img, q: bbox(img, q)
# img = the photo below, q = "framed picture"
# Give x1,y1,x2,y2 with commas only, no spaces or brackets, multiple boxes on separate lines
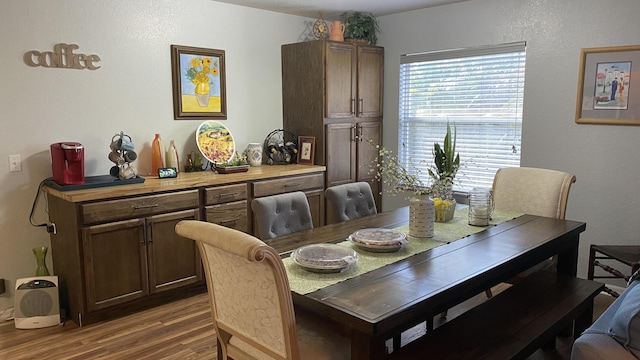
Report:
171,45,227,120
575,45,640,125
297,136,315,165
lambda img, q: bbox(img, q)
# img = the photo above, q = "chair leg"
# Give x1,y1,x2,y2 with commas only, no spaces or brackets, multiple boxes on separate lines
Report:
440,310,447,319
485,288,493,298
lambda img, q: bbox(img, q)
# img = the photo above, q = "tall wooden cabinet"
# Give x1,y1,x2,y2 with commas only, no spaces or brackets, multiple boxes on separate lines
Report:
282,40,383,211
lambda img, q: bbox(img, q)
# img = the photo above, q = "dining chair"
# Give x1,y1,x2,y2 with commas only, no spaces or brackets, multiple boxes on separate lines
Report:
324,182,377,224
490,166,576,284
492,166,576,220
251,191,313,240
439,167,577,322
175,220,350,360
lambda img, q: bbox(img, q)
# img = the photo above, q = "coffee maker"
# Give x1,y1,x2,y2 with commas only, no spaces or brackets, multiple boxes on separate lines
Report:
50,142,85,185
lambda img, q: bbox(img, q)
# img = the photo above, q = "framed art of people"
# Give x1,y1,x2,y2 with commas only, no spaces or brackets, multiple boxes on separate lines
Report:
575,45,640,125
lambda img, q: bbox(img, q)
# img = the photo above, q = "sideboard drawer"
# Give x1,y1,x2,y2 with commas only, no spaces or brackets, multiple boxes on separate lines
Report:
204,183,248,205
81,190,199,224
205,200,248,232
252,173,324,197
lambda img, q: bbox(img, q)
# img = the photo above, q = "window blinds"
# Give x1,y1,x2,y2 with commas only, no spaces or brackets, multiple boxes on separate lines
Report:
398,42,526,191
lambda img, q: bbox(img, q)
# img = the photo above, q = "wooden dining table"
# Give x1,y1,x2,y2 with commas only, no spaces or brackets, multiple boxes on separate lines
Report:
265,207,587,360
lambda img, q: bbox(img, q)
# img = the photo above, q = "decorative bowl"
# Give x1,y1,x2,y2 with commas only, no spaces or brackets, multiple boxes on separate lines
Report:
434,198,456,222
349,228,407,253
291,244,358,273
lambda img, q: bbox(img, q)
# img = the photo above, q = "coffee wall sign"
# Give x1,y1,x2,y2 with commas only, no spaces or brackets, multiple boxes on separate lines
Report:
24,43,101,70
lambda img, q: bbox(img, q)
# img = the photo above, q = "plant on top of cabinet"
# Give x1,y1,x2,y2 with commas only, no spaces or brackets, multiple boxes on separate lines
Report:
340,11,380,45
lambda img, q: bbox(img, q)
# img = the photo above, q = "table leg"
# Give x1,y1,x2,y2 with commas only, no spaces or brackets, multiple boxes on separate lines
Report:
352,330,386,360
556,236,579,277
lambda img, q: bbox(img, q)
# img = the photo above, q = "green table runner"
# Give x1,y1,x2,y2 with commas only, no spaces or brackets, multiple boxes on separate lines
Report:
284,207,522,295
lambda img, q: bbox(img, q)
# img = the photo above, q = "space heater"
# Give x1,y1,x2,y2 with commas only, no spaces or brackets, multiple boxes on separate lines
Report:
14,276,60,329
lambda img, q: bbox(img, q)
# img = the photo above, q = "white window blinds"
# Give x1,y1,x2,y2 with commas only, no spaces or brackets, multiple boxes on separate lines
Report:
399,42,526,191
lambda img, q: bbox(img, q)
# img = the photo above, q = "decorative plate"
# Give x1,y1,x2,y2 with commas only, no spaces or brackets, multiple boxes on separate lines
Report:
349,228,408,253
291,244,358,273
196,120,236,164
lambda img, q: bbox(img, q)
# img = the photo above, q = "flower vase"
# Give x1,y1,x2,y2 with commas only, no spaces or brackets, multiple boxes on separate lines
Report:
246,143,263,167
33,246,50,276
195,82,210,107
409,195,435,238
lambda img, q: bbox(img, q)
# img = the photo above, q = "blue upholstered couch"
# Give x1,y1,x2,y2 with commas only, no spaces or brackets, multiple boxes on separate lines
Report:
572,273,640,359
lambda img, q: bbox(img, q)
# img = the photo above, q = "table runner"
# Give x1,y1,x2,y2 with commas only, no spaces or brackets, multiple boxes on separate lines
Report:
284,207,522,295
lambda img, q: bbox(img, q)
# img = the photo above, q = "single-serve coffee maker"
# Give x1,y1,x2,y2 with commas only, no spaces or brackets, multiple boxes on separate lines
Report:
51,142,85,185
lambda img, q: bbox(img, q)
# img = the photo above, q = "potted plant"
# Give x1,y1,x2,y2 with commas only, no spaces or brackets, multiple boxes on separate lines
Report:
428,122,460,222
340,11,380,45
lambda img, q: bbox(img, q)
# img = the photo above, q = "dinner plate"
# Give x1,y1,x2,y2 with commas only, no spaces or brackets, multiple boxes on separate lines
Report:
291,244,358,273
349,228,408,253
196,120,236,164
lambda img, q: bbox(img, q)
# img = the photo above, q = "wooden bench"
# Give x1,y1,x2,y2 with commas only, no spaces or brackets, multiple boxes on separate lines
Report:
387,271,604,360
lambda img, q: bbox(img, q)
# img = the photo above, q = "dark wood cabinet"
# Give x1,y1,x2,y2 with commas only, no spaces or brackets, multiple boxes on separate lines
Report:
82,209,201,312
282,40,383,211
43,166,325,325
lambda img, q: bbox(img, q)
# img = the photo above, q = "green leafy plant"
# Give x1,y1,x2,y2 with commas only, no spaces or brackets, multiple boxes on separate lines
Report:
428,122,460,198
340,11,380,45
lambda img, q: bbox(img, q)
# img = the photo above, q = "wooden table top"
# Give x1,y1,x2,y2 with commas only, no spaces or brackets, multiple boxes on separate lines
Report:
271,208,587,360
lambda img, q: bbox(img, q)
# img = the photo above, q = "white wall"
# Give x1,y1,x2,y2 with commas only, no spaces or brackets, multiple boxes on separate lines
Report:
0,0,312,312
379,0,640,281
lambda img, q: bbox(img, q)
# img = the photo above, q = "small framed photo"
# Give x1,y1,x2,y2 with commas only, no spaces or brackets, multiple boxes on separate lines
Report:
575,45,640,125
297,136,315,165
171,45,227,120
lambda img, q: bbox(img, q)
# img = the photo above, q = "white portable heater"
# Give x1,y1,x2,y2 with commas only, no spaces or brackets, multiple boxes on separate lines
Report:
14,276,60,329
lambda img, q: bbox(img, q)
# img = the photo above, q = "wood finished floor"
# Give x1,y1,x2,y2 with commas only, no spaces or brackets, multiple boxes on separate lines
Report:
0,284,615,360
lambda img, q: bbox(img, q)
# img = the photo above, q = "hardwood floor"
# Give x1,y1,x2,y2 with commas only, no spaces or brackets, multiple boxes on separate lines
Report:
0,294,216,359
0,285,615,360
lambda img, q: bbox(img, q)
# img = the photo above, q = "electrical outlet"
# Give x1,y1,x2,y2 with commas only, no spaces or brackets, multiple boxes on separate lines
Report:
9,155,21,172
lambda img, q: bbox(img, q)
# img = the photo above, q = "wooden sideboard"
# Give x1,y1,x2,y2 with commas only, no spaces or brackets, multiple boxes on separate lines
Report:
43,165,325,326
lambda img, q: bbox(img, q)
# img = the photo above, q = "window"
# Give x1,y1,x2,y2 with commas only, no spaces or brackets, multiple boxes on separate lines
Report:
399,42,526,192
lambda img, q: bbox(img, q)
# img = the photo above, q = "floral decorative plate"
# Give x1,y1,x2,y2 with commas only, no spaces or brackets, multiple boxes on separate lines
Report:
291,244,358,273
196,120,235,164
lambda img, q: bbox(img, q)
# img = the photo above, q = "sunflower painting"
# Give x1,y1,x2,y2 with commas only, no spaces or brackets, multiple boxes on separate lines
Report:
171,45,227,119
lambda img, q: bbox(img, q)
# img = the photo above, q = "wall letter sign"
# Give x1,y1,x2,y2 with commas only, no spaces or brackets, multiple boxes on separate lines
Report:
24,43,101,70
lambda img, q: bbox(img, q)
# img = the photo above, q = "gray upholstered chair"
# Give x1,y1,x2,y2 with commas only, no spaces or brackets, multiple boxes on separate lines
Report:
175,220,350,360
325,182,377,224
250,191,313,240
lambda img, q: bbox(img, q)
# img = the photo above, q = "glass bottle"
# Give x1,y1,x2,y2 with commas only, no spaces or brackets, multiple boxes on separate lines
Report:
33,246,50,276
184,153,194,172
151,134,164,176
166,140,179,172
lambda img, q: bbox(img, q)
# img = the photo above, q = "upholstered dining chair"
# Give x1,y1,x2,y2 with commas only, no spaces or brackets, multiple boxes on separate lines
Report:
175,220,350,360
490,166,577,288
492,166,576,220
325,182,377,224
440,166,577,321
251,191,313,240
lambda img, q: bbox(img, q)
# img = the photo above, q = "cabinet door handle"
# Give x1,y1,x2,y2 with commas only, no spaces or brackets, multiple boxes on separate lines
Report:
359,98,364,116
351,98,355,115
218,217,240,224
219,192,239,198
358,126,364,142
284,183,300,188
133,204,159,209
352,126,357,142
